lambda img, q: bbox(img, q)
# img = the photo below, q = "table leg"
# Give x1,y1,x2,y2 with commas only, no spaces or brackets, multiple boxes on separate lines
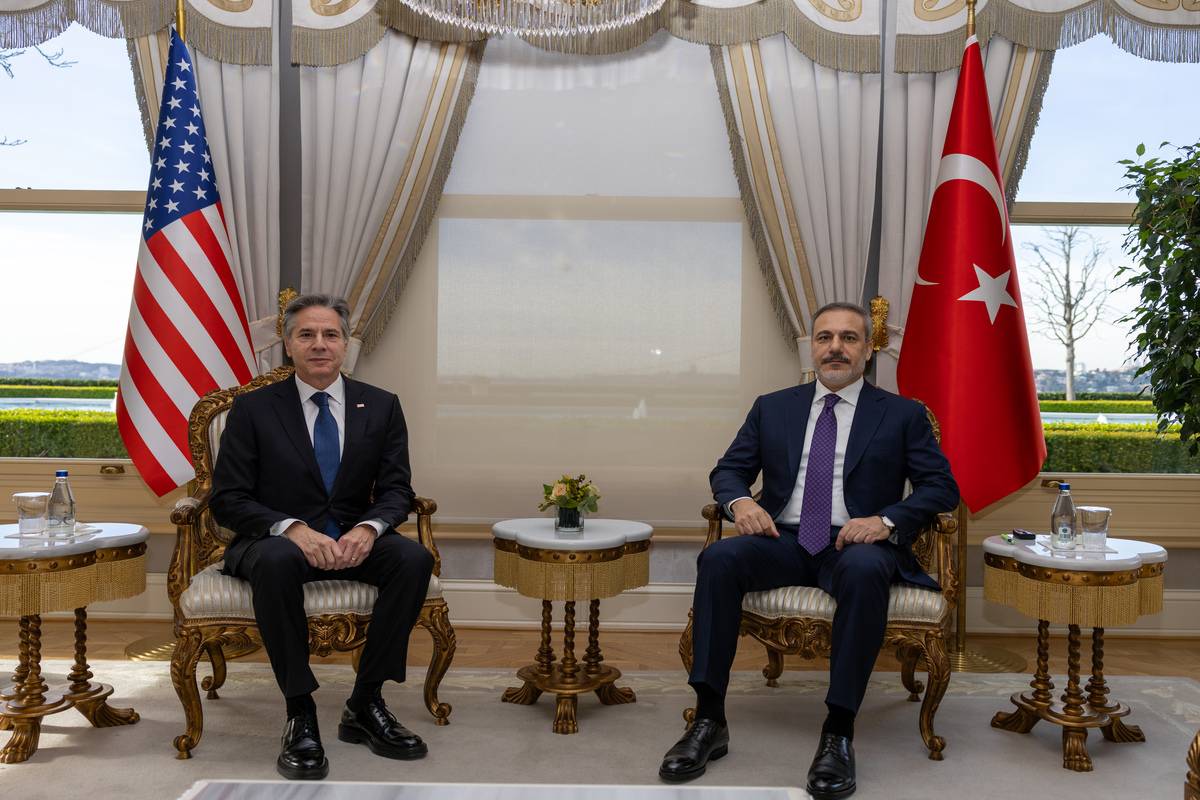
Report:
586,599,635,706
65,608,140,728
1085,627,1145,744
560,601,578,681
0,617,31,732
1,616,70,763
1057,624,1093,772
584,599,602,676
992,619,1052,734
502,601,552,705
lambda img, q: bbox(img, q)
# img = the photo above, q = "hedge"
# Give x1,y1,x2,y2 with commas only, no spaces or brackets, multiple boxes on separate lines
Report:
1038,400,1156,414
0,410,128,458
1038,392,1145,401
0,378,118,387
0,386,118,399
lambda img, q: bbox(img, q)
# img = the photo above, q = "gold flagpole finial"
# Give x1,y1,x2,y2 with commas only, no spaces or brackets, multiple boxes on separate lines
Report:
176,0,186,41
966,0,976,37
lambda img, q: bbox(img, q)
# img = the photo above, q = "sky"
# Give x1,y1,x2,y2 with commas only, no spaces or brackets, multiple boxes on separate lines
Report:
1,28,1198,372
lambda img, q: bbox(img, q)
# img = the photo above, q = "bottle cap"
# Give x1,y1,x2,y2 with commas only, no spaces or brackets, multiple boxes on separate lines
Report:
55,469,68,478
1060,482,1070,491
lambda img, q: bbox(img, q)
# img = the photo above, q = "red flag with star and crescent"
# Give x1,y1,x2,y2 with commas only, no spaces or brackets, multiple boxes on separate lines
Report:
897,34,1045,513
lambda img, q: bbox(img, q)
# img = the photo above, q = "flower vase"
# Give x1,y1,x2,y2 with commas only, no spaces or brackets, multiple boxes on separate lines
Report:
555,506,584,535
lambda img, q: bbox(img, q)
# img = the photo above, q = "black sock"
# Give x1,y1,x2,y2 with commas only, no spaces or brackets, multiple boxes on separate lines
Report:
348,680,383,711
285,693,315,719
822,704,855,740
693,684,727,726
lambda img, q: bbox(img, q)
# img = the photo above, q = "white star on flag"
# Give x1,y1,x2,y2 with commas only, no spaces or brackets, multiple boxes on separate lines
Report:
957,264,1018,324
180,141,195,155
192,186,207,200
169,179,184,193
198,168,210,182
177,59,190,72
163,117,176,129
185,122,199,136
165,199,179,213
172,77,186,90
158,136,171,149
174,159,190,172
151,177,161,190
167,96,182,110
154,157,167,170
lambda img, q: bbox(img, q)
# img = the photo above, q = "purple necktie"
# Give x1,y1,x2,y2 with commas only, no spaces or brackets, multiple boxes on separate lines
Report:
797,393,840,555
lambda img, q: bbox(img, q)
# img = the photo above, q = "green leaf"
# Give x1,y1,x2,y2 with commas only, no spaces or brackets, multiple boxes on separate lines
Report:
1136,143,1146,156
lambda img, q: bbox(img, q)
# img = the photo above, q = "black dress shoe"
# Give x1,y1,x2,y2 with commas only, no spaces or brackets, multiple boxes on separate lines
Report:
277,712,329,781
337,698,428,760
658,718,729,783
806,732,856,800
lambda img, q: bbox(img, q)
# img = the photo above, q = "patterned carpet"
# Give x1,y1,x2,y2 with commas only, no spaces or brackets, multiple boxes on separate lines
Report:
1,660,1197,799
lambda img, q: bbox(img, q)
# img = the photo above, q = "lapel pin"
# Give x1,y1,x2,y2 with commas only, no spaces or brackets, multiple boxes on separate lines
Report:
356,403,365,408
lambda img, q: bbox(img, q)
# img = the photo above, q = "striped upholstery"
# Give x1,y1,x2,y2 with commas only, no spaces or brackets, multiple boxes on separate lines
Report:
180,563,442,619
744,583,945,624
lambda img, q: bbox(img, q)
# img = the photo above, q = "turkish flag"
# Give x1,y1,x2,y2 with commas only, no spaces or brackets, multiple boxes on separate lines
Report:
896,35,1045,513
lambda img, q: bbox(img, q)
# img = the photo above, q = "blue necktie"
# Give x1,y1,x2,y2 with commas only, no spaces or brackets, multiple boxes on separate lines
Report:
797,393,840,555
310,391,341,540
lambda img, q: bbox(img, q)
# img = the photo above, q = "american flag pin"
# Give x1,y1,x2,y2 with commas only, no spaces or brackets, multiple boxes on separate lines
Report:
356,403,365,408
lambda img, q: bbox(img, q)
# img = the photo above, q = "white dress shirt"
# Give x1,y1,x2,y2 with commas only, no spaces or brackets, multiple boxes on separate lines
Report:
270,375,385,539
729,377,864,527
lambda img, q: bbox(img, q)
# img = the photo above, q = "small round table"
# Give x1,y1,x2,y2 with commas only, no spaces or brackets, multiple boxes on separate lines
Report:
0,522,149,763
492,518,652,734
983,534,1166,772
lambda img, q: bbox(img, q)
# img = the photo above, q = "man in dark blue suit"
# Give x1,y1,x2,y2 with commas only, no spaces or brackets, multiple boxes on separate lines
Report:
212,294,432,780
659,302,959,799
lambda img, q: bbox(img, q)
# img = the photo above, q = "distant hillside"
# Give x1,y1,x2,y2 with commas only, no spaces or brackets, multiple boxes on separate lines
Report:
0,361,121,381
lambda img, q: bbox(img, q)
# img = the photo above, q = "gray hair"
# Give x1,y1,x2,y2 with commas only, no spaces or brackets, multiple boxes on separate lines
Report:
282,294,351,341
812,301,872,343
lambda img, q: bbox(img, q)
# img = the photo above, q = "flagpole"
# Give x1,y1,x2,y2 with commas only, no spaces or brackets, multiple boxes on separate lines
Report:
945,0,1026,674
177,0,186,40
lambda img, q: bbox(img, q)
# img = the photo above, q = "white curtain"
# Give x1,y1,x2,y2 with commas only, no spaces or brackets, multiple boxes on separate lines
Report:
299,32,483,371
874,36,1053,391
712,35,880,372
127,29,283,370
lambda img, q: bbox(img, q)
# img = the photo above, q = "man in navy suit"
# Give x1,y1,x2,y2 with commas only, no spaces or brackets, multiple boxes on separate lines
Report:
212,294,433,780
658,302,959,799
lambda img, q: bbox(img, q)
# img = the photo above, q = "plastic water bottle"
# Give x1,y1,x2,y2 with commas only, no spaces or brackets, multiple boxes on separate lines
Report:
47,469,76,536
1050,482,1076,551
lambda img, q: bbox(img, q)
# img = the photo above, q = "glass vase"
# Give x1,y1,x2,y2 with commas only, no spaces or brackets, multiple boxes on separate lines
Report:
554,505,584,535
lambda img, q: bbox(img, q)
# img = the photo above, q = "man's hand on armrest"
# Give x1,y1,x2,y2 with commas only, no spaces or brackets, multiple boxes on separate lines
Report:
835,516,891,551
731,498,779,538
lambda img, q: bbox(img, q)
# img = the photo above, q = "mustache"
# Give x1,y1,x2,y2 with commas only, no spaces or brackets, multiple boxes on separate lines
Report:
822,356,850,364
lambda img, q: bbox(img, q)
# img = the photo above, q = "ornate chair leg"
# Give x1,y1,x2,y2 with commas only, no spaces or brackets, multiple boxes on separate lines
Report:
900,644,925,701
171,629,206,759
418,601,455,725
919,632,950,761
678,611,695,673
763,648,784,687
201,642,227,700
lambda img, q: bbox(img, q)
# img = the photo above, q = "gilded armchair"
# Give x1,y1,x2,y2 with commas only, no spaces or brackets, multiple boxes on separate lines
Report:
167,365,455,759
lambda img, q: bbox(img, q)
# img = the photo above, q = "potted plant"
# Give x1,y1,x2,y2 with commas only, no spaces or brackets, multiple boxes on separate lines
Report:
538,474,601,534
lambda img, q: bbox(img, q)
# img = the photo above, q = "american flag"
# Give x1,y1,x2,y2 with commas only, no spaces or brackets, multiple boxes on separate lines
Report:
117,28,257,497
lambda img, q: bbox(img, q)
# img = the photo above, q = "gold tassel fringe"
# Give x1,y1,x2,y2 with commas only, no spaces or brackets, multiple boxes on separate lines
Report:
984,563,1154,629
495,549,649,601
0,564,97,617
0,0,172,49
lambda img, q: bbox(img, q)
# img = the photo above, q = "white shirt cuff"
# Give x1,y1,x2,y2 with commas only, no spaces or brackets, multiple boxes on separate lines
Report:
360,519,387,538
271,518,302,537
726,496,754,518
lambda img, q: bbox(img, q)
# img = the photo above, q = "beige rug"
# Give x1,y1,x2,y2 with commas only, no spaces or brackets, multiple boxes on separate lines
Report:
1,660,1197,800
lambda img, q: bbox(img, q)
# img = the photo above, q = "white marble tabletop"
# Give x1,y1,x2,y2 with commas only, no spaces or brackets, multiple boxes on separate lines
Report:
492,518,653,551
0,522,149,560
982,534,1167,571
179,781,805,800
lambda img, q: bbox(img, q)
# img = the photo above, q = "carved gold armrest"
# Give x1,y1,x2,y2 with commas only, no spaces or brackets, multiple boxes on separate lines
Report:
700,502,724,549
171,490,210,526
931,511,957,537
411,496,441,577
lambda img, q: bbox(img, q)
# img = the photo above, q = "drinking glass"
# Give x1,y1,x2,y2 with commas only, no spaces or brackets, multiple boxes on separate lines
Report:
1077,506,1111,551
11,492,50,535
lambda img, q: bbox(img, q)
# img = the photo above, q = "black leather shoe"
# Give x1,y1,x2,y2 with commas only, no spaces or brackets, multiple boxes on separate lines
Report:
806,732,856,800
277,712,329,780
337,698,428,760
658,718,729,783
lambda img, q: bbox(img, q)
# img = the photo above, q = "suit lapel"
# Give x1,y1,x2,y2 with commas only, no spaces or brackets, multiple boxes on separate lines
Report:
787,382,817,482
271,377,325,492
335,378,368,495
844,381,886,479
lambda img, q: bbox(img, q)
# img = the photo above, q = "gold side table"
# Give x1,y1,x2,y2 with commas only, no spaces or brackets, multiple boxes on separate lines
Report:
492,517,651,734
0,522,149,763
982,535,1166,772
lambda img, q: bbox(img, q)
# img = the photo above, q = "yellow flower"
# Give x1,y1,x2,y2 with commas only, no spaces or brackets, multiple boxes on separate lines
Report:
551,483,568,498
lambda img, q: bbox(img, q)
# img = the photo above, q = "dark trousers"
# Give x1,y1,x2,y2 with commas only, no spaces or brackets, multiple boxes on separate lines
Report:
233,532,435,699
688,524,899,714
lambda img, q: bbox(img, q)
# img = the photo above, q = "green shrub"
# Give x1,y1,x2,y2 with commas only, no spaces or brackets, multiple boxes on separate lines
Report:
1043,423,1200,473
1037,392,1146,401
0,378,118,387
1038,400,1156,414
0,386,118,399
0,410,127,458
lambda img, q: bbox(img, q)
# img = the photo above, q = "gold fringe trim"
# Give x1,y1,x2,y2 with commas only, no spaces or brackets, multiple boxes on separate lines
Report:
375,0,878,71
0,564,97,617
94,553,147,603
496,549,649,601
896,0,1200,74
0,0,172,49
292,10,387,67
126,35,157,155
1002,48,1053,206
359,40,485,355
709,44,800,352
984,564,1149,628
186,10,271,65
1139,572,1163,617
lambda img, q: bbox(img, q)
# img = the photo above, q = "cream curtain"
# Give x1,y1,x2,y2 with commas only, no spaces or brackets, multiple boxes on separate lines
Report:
873,36,1053,391
127,28,283,370
711,35,880,372
299,32,484,371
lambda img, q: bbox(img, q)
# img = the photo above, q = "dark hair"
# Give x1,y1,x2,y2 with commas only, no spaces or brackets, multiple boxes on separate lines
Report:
812,301,872,342
282,294,351,341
